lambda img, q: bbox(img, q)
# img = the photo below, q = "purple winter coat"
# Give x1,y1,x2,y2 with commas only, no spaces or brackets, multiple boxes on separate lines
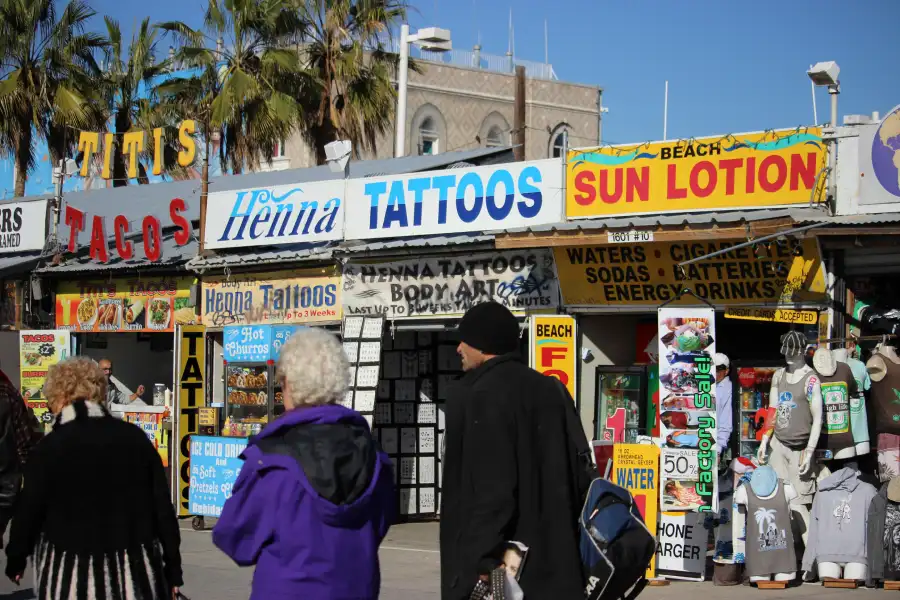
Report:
213,404,395,600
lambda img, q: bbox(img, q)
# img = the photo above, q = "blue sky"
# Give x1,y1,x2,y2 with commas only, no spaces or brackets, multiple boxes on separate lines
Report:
91,0,900,146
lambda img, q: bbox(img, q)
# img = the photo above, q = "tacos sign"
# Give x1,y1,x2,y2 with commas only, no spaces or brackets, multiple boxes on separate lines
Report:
55,277,197,333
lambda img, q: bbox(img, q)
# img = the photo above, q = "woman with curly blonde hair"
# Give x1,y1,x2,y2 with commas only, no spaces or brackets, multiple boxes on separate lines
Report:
213,328,395,599
4,357,183,599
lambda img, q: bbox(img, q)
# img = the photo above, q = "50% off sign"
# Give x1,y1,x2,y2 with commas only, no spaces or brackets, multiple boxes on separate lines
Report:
662,448,699,479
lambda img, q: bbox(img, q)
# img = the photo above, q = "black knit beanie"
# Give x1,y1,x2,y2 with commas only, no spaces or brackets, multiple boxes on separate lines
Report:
457,302,520,355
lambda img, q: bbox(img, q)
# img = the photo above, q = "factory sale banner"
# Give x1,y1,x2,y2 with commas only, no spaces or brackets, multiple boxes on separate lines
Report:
657,307,717,513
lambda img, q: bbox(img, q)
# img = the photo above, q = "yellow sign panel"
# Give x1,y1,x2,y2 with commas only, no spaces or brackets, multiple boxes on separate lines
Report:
725,307,819,324
201,269,341,327
530,315,577,401
554,238,827,308
567,128,826,218
612,444,660,578
177,325,206,516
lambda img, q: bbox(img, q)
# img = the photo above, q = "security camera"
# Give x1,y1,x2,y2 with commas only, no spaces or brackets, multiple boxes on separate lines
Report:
807,61,840,87
324,140,352,162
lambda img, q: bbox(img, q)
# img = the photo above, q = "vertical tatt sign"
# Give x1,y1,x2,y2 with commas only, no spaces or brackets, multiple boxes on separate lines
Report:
177,326,206,515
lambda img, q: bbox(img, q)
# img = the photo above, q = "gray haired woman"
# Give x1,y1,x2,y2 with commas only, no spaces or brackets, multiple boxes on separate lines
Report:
213,328,395,599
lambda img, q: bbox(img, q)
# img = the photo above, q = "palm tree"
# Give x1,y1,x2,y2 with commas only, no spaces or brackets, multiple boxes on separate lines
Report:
158,0,309,175
0,0,105,196
101,17,188,186
296,0,412,165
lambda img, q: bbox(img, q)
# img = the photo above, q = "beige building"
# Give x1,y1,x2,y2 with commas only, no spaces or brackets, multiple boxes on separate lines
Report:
275,46,603,170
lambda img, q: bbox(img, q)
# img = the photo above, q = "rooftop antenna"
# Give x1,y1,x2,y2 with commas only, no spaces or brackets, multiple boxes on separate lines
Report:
544,19,548,64
473,0,480,46
508,8,512,56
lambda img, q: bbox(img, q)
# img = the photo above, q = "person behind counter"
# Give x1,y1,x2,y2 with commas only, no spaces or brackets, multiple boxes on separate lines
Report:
4,357,183,598
213,328,395,599
99,358,145,405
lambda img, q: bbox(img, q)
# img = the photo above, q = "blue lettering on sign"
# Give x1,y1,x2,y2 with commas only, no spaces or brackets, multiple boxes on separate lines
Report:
217,187,341,243
189,436,249,518
366,167,544,231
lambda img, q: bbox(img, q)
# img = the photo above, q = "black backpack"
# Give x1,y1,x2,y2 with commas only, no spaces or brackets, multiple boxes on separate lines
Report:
554,379,655,600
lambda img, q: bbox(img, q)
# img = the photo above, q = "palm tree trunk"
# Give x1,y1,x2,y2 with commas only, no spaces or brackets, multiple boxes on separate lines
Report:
13,123,32,198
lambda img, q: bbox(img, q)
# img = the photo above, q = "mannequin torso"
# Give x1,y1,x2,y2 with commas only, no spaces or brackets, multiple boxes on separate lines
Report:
813,348,860,460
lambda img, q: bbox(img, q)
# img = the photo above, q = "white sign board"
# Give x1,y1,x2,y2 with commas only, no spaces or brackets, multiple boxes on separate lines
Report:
607,230,653,244
342,249,559,318
656,512,706,581
857,104,900,206
204,180,345,249
0,199,48,253
344,159,564,240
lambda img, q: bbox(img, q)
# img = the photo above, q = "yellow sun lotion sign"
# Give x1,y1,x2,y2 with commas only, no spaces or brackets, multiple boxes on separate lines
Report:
567,128,826,218
530,315,577,401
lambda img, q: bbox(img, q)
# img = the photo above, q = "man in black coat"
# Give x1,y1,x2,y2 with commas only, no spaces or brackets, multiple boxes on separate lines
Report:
440,302,587,600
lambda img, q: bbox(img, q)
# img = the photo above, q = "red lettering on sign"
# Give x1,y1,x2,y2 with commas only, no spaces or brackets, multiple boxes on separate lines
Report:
574,171,595,205
759,155,787,193
541,346,568,366
89,215,108,263
170,198,192,245
142,216,162,262
666,164,687,199
64,205,85,253
114,215,133,260
543,369,569,386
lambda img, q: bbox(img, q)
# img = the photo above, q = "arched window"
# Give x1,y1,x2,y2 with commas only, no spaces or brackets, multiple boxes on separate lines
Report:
549,123,571,158
486,126,505,148
418,117,439,155
551,132,567,158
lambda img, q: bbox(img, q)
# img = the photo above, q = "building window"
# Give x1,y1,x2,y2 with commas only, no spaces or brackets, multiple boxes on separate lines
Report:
549,123,572,158
273,140,286,159
551,132,567,158
418,117,439,155
486,126,505,148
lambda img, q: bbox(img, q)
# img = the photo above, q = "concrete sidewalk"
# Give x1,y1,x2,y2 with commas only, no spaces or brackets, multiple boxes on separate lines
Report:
0,521,877,599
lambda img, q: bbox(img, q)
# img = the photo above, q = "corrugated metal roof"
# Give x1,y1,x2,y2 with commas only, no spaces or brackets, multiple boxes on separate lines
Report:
186,243,336,271
36,230,197,274
495,207,827,234
188,233,496,271
339,233,494,254
796,212,900,225
0,252,42,277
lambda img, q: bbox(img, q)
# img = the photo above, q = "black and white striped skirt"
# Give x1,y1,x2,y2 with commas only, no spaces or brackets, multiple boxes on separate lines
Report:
33,537,171,599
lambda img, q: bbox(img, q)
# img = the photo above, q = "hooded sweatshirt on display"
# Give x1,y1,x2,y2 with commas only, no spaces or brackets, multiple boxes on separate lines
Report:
213,404,395,600
801,467,878,572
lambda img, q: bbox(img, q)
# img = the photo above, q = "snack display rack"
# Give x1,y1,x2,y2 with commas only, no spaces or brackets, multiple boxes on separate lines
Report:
223,362,279,437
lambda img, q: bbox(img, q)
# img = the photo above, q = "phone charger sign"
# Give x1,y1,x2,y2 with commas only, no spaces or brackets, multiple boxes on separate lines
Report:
656,512,706,581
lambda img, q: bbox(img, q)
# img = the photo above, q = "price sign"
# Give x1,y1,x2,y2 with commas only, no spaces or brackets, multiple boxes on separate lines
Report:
662,448,699,479
607,230,654,244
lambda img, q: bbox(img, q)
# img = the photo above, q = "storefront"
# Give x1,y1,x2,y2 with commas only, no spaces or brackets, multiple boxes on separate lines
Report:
339,244,561,518
198,267,343,436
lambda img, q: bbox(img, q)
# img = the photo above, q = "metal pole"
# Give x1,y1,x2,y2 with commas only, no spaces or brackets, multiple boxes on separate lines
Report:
676,222,828,268
597,90,602,145
52,159,65,241
663,81,668,141
394,24,410,158
829,87,838,128
513,65,526,162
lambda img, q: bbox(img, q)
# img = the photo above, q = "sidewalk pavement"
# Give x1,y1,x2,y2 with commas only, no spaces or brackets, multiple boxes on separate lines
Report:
0,521,876,599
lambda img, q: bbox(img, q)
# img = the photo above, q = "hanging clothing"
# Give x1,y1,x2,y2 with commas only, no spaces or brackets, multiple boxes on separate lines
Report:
867,481,900,586
773,371,815,449
745,480,796,578
871,354,900,436
802,467,878,573
879,433,900,483
844,357,872,449
817,362,858,452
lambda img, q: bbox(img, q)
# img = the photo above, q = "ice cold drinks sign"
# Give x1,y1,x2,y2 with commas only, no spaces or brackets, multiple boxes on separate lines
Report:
342,250,560,317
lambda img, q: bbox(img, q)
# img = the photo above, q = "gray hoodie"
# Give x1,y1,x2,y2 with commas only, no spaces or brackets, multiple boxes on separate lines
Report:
801,467,878,572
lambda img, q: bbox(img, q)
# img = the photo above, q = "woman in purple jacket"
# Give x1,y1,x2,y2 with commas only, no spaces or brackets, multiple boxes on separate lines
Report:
213,329,395,599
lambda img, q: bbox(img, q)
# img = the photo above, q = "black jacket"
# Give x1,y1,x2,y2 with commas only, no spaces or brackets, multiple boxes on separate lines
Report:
440,355,587,600
5,400,182,598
